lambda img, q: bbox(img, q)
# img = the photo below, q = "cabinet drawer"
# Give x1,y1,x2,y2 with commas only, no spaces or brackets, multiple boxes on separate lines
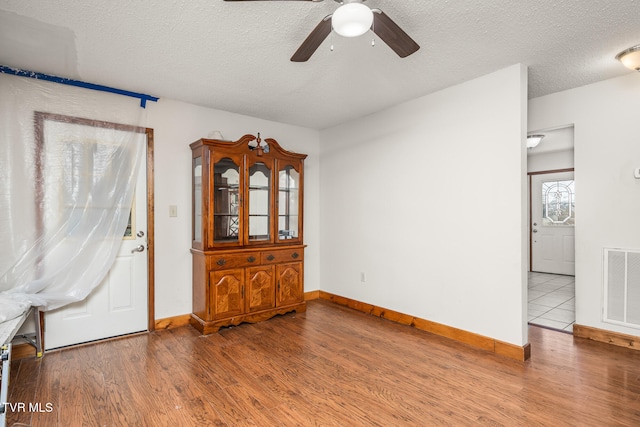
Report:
210,252,261,270
261,249,304,264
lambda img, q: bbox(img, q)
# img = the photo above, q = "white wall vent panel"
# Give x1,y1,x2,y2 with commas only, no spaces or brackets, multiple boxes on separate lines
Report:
603,248,640,328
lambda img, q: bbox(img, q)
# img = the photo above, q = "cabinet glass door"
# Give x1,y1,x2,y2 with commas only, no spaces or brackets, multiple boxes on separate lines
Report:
278,165,300,241
248,162,271,242
213,157,240,244
193,156,202,243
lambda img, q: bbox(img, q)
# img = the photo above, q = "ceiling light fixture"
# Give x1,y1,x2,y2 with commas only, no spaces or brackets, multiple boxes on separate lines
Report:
332,1,373,38
527,134,545,149
616,45,640,71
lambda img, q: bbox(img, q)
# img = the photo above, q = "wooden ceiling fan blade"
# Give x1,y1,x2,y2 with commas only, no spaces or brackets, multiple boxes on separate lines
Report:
372,10,420,58
290,16,332,62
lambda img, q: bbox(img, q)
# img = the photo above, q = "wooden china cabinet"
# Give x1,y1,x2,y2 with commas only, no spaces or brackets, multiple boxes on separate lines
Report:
190,134,307,334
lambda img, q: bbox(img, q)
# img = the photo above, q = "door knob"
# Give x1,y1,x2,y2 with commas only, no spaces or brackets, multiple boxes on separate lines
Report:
137,231,145,237
131,244,145,253
532,229,538,233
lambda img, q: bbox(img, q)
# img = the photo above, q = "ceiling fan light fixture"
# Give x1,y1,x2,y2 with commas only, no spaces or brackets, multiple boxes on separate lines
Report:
616,45,640,71
332,3,373,38
527,134,545,149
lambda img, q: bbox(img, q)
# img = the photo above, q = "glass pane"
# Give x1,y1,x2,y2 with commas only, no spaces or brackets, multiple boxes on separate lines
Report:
124,209,133,238
249,162,271,241
213,157,240,243
278,165,299,240
193,156,202,242
542,179,575,226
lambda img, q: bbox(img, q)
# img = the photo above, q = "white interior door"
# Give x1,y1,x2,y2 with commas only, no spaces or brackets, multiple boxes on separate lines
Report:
45,145,148,350
531,171,575,275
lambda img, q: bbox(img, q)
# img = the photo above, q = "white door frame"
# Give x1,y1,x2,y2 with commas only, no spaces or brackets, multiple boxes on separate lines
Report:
143,127,155,332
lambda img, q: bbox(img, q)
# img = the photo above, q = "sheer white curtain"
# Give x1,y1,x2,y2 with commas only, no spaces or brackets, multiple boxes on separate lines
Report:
0,74,147,321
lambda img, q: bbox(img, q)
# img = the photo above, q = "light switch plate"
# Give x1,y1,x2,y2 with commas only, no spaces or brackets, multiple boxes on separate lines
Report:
169,205,178,217
635,168,640,179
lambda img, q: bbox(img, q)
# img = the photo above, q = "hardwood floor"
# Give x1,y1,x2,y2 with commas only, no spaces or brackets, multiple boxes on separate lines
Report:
7,299,640,426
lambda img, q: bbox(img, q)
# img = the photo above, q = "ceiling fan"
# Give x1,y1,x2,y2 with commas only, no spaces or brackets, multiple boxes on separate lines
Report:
224,0,420,62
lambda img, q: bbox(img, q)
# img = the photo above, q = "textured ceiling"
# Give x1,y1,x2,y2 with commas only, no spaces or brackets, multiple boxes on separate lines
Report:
1,0,639,129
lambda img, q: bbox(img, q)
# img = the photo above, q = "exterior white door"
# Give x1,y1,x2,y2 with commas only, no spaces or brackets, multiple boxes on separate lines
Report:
531,171,575,275
44,144,148,350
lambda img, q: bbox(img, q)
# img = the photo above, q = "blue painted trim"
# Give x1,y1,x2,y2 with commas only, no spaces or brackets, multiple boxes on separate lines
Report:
0,65,159,108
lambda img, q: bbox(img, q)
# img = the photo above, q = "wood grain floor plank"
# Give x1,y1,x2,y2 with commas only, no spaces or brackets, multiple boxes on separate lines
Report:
47,346,85,426
6,357,40,426
26,352,61,426
150,328,230,426
124,333,197,426
7,299,640,426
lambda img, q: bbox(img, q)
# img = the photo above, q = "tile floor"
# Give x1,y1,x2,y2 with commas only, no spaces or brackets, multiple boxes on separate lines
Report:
528,272,575,333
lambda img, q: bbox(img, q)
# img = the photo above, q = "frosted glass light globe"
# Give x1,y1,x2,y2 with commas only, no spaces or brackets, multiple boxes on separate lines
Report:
616,45,640,71
526,135,544,148
332,3,373,38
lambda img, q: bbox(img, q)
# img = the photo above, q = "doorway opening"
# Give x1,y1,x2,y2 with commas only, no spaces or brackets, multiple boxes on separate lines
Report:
526,126,575,333
34,113,155,350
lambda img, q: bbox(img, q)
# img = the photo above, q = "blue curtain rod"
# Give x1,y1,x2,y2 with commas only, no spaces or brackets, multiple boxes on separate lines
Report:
0,65,159,108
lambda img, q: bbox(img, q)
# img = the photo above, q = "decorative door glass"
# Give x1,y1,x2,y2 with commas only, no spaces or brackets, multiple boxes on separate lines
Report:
193,156,202,242
541,179,575,226
278,165,299,240
248,162,271,241
213,157,240,243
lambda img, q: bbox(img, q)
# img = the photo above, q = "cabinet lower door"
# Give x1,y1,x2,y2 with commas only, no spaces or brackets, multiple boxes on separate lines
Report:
276,262,303,307
210,269,245,319
247,265,275,313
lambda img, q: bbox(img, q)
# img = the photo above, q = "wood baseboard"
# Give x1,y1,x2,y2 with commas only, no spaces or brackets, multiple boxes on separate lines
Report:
573,323,640,351
304,290,320,301
316,291,531,361
155,314,192,330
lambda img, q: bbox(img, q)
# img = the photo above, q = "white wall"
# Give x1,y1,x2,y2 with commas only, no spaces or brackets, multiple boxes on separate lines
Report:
319,65,529,346
527,149,574,172
527,126,574,173
529,73,640,336
146,99,320,320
